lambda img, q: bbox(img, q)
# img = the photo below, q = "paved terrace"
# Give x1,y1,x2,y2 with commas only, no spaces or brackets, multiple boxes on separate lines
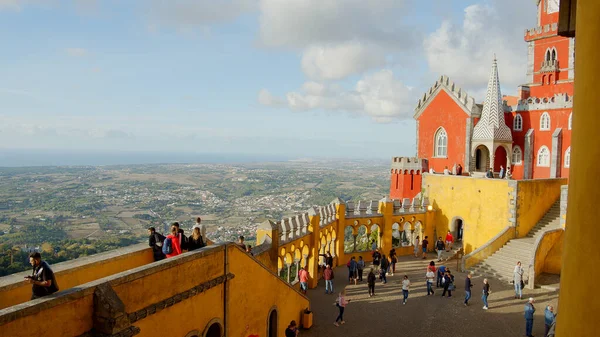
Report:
303,255,558,336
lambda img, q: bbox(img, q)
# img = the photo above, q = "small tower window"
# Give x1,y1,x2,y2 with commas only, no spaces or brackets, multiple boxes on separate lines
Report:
514,114,523,131
434,127,448,158
551,48,557,62
564,147,571,168
537,146,551,167
512,146,523,165
540,112,551,131
546,49,551,62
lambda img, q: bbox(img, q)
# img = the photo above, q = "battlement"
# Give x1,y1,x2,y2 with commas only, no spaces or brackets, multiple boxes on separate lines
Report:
278,212,312,244
524,23,558,41
391,157,428,173
414,75,479,118
509,93,574,111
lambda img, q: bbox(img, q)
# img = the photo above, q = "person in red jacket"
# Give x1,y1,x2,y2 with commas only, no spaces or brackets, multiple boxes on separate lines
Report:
166,225,183,258
445,231,454,252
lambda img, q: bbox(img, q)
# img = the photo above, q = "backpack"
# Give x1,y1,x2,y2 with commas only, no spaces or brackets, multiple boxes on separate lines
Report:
155,233,165,247
347,260,351,267
162,237,173,255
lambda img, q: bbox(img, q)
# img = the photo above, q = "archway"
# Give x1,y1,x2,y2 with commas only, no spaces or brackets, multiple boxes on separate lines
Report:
414,222,423,244
343,226,354,253
355,225,368,252
267,308,278,337
370,224,381,250
391,223,401,248
450,217,465,244
475,145,490,172
402,222,412,246
205,322,222,337
494,146,508,173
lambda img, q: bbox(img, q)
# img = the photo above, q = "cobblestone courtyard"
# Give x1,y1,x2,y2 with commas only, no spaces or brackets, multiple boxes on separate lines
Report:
301,256,559,337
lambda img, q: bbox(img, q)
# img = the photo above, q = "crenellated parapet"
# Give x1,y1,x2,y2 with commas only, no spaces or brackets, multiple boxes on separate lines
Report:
524,22,558,41
390,157,428,174
509,93,574,112
414,75,481,118
278,211,311,244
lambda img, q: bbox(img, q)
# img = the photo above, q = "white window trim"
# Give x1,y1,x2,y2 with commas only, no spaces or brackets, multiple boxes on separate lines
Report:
537,146,551,167
434,127,448,158
514,114,523,131
540,112,551,131
512,146,523,165
564,147,571,168
568,113,572,130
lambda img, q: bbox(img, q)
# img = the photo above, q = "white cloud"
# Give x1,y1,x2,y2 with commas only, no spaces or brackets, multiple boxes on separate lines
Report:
65,47,88,57
261,70,415,123
148,0,257,29
423,0,536,93
301,42,387,81
257,89,284,106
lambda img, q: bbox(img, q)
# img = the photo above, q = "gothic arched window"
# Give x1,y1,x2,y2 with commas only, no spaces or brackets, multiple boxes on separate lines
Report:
540,112,551,131
564,147,571,168
512,146,523,165
514,114,523,131
537,146,551,167
434,128,448,158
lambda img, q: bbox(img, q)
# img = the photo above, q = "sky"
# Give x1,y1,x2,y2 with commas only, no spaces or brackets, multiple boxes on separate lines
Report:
0,0,538,160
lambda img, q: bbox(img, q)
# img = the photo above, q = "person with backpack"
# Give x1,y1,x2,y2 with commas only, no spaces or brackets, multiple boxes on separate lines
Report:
148,227,166,261
372,249,381,269
367,268,376,297
324,264,334,294
435,237,445,262
389,248,397,275
187,225,206,251
441,269,454,298
333,288,350,327
379,254,388,284
163,225,183,258
357,256,365,282
347,257,357,284
172,222,188,251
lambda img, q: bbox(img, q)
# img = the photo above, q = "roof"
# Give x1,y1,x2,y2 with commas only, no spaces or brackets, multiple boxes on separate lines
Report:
413,75,482,120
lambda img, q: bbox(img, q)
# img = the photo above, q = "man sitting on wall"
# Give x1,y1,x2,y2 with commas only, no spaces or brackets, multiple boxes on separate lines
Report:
25,252,59,300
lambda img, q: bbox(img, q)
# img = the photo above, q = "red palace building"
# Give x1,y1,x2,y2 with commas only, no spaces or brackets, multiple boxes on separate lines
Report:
391,0,573,200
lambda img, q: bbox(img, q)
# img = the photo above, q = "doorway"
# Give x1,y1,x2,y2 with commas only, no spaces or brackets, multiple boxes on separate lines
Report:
455,219,463,242
268,309,278,337
205,323,222,337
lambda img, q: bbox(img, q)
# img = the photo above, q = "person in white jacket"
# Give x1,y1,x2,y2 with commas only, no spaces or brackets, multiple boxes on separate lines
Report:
514,261,524,299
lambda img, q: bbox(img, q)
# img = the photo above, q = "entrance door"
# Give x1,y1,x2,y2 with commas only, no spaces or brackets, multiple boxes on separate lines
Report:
456,219,463,242
268,310,278,337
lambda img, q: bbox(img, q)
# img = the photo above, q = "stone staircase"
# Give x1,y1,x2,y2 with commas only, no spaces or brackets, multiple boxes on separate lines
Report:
469,200,561,283
438,244,462,261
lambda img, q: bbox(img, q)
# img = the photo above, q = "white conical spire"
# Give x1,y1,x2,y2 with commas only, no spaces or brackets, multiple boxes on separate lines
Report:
472,57,512,141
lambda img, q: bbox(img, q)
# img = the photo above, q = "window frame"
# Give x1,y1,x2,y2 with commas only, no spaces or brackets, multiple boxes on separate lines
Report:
434,127,448,158
512,146,523,165
537,146,551,167
513,114,523,131
564,147,571,168
540,112,551,131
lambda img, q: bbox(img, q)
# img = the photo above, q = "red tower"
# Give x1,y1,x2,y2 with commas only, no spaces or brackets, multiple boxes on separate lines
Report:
389,157,428,200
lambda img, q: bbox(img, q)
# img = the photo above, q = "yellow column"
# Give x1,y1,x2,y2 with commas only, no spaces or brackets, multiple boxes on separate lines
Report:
307,209,320,289
556,1,600,335
334,200,346,266
379,198,394,252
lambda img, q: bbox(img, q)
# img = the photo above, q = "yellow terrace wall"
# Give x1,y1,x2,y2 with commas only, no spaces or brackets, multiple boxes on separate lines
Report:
423,174,514,255
0,243,154,310
533,229,564,278
515,179,566,237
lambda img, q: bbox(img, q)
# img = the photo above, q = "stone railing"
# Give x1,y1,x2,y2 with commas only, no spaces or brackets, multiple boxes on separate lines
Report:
462,225,516,271
528,228,564,289
278,212,312,244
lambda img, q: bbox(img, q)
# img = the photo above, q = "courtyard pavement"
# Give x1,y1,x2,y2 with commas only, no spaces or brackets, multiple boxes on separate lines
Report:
301,255,559,337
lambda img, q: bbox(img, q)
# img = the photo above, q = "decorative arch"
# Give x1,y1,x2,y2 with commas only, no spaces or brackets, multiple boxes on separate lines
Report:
564,147,571,168
537,146,551,167
513,113,523,131
541,74,547,85
512,146,523,165
473,144,491,172
414,221,423,243
343,226,354,253
370,224,381,250
545,48,551,62
185,330,200,337
267,306,278,337
540,112,551,130
391,223,401,248
203,318,224,337
434,127,448,158
355,225,369,252
449,216,465,243
548,73,554,84
402,222,412,246
551,48,557,61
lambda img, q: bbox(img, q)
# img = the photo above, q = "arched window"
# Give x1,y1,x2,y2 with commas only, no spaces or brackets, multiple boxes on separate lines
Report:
568,112,572,130
564,147,571,168
537,146,551,167
434,128,448,157
540,112,551,131
513,114,523,131
551,48,557,62
512,146,523,165
546,49,551,62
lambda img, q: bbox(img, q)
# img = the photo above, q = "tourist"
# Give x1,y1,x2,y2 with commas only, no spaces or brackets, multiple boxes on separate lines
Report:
505,167,512,179
147,227,166,261
389,248,397,275
545,305,556,337
524,298,536,337
372,249,381,269
426,268,435,295
187,225,206,251
299,266,309,294
464,273,473,306
441,270,454,298
333,289,351,327
379,254,388,284
347,257,358,284
26,252,59,300
319,251,334,268
371,239,377,251
285,320,299,337
482,278,490,310
456,163,463,176
435,237,445,261
436,265,446,288
443,166,450,175
402,275,411,304
237,235,246,250
246,245,253,255
429,167,435,174
367,268,376,297
413,235,420,257
164,225,183,258
357,256,365,281
427,260,436,273
486,168,494,178
499,165,505,179
445,231,454,251
422,236,429,259
172,222,188,250
514,261,524,299
324,265,334,294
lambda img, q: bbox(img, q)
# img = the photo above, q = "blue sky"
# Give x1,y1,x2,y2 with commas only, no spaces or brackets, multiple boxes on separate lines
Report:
0,0,537,160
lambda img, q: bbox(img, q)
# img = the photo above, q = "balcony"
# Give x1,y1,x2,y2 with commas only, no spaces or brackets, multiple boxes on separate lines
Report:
540,59,559,73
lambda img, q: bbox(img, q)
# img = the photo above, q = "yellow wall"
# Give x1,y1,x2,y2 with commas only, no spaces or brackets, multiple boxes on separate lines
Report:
515,179,566,237
543,233,563,274
0,244,154,310
556,1,600,335
534,230,564,280
424,175,513,254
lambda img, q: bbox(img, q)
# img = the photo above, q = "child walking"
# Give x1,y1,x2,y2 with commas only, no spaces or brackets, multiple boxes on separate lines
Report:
402,275,411,304
334,289,350,326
